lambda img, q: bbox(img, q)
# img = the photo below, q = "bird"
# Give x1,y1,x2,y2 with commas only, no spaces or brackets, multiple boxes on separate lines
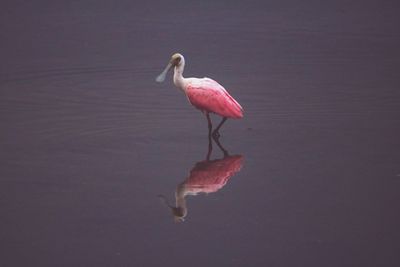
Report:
166,154,243,222
158,137,244,222
156,53,243,139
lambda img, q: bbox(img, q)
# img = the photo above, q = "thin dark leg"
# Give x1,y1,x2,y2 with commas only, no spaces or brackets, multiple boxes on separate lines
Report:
206,134,212,161
212,117,227,140
213,135,229,157
206,113,213,160
206,112,213,137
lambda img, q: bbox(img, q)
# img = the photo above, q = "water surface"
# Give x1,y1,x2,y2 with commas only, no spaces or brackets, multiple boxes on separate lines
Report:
1,1,399,266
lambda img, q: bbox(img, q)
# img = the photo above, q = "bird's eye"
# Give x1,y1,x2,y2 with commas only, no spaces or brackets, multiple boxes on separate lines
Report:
175,57,181,63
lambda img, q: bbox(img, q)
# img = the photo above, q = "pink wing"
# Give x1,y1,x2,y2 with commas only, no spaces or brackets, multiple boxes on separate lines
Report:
185,78,243,119
184,155,244,194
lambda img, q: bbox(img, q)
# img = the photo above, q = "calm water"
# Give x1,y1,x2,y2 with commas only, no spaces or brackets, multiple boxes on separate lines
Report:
1,1,399,266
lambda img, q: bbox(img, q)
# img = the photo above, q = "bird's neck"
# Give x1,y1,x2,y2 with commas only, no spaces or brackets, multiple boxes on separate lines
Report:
173,59,186,92
174,184,188,220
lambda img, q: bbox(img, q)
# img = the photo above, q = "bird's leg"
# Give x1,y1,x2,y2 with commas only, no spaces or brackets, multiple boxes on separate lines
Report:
206,112,213,137
205,112,213,160
213,135,229,157
206,134,213,161
212,117,227,140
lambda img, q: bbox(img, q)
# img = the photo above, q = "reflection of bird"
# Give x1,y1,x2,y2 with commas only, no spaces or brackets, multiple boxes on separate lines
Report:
159,138,244,222
156,53,244,138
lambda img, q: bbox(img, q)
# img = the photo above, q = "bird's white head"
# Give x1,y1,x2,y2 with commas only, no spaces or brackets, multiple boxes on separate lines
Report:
155,53,185,83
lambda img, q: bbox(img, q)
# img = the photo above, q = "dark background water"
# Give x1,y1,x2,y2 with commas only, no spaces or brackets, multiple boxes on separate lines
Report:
1,1,399,266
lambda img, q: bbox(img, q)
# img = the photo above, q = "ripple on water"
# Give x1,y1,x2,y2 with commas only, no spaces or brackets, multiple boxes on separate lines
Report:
0,65,199,143
244,85,400,124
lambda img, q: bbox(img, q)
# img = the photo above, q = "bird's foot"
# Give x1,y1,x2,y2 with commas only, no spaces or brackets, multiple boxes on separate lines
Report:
212,130,221,140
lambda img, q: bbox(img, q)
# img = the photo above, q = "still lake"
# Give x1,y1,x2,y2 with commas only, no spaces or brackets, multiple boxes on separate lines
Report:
1,1,399,266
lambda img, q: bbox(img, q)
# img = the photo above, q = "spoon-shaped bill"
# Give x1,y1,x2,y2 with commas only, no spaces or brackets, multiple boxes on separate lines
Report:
155,62,173,83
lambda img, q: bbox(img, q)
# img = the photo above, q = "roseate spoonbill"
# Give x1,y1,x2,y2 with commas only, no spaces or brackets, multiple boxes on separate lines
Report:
158,138,244,222
156,53,243,138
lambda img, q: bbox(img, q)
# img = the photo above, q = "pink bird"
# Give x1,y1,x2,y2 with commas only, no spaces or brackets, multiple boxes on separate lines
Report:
160,154,244,222
156,53,244,138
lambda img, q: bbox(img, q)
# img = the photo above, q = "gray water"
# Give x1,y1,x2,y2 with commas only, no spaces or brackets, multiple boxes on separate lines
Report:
1,1,399,266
